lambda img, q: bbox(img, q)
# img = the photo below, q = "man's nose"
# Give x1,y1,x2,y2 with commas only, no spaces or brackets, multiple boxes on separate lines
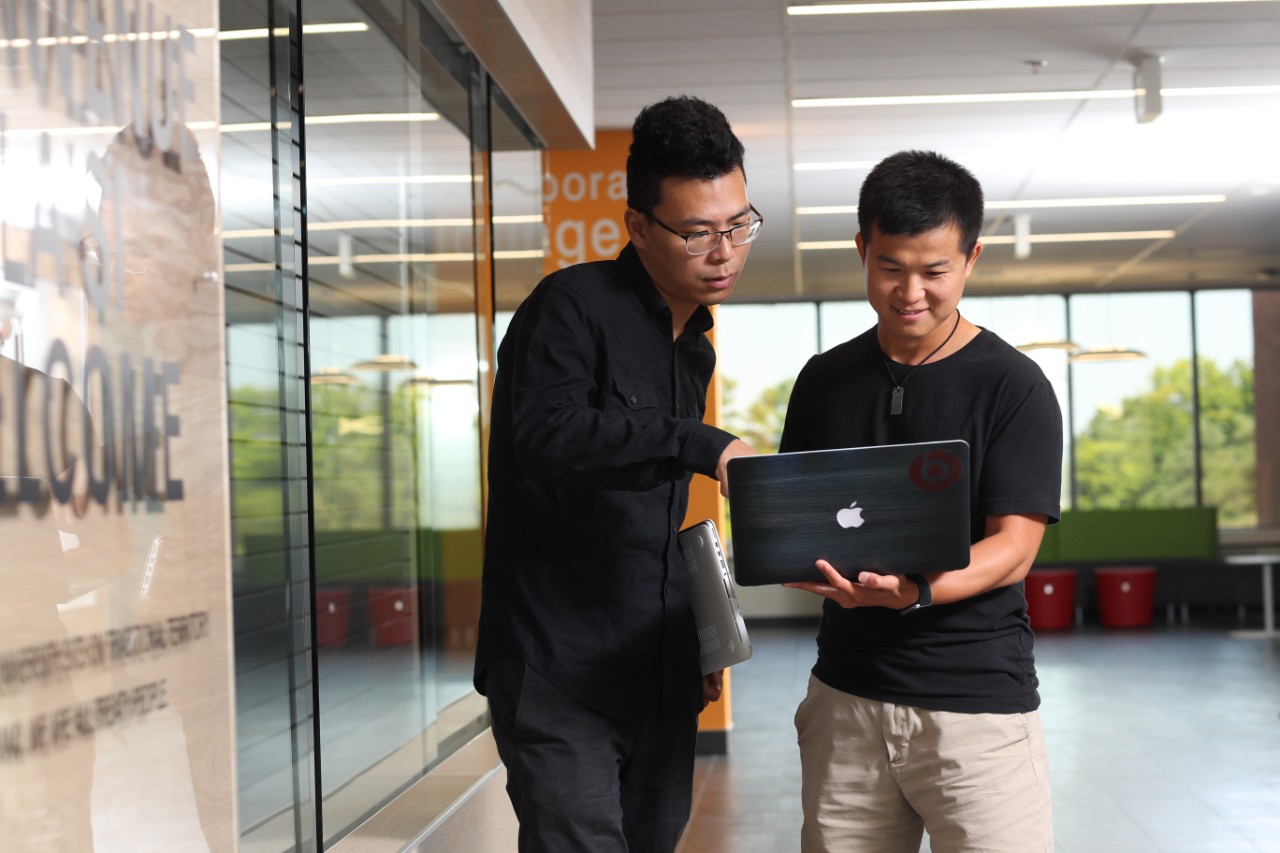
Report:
900,274,926,302
708,233,737,263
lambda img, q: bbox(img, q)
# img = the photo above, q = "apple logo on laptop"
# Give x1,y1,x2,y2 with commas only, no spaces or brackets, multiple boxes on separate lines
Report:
836,502,866,529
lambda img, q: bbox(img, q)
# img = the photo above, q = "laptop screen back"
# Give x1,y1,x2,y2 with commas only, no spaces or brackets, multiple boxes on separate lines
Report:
726,440,970,586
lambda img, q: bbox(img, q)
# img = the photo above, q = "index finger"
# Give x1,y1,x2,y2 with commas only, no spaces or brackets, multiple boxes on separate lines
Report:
815,560,858,591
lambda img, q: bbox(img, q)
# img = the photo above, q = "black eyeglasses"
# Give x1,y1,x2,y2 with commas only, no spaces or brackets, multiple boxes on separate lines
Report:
643,204,764,255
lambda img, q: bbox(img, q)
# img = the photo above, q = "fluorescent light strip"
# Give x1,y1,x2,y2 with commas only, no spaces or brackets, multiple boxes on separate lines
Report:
226,250,545,271
310,253,473,264
795,195,1226,216
794,161,878,171
309,174,470,187
794,85,1280,108
224,215,544,240
990,194,1226,209
213,22,370,40
311,218,472,229
1,125,119,139
797,90,1131,108
798,230,1175,249
0,22,368,47
984,230,1176,243
309,112,439,126
797,205,859,215
195,112,437,134
798,241,861,250
788,0,1276,15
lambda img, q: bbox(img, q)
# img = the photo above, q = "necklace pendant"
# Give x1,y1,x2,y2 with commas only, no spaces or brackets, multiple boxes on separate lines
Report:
890,386,904,416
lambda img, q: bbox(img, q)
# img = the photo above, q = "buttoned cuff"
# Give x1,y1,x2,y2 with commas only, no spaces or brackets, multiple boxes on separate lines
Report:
682,422,738,478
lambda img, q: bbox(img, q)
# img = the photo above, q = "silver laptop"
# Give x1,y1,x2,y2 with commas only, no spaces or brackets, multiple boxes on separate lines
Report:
679,519,752,674
727,440,971,586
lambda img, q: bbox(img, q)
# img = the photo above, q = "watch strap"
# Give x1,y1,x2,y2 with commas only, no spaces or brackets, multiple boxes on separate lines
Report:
899,573,931,615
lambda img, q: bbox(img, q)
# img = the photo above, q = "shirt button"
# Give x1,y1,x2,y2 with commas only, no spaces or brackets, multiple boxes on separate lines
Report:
630,394,638,403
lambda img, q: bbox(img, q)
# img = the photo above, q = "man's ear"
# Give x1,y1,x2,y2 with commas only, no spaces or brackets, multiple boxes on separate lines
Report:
854,231,868,265
966,240,984,273
623,208,648,249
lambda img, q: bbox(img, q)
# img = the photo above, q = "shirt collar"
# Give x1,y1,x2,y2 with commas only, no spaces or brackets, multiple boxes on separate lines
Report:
618,243,715,338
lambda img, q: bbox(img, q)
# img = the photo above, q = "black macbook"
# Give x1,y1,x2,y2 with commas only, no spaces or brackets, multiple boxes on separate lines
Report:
727,440,971,586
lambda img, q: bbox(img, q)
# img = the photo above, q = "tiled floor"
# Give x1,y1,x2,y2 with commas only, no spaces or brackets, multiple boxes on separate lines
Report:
677,620,1280,853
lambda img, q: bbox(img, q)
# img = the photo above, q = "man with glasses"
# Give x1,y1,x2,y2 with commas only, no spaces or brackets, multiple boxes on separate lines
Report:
475,95,759,852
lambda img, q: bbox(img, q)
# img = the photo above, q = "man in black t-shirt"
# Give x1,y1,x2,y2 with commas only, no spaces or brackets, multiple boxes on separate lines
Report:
779,151,1063,852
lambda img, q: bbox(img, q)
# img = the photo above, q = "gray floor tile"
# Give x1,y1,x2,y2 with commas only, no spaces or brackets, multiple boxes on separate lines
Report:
678,621,1280,853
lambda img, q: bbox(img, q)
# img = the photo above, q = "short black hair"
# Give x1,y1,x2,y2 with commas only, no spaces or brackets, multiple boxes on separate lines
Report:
627,95,746,213
858,150,984,256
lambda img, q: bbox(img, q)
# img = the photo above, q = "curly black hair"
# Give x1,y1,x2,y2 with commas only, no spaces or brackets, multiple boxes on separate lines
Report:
626,95,745,213
858,150,985,257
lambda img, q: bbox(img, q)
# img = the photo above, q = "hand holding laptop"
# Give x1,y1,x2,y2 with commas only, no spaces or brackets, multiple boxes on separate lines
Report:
715,438,756,498
784,559,922,610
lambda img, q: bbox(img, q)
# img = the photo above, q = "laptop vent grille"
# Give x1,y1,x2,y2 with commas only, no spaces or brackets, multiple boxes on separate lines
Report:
697,624,720,654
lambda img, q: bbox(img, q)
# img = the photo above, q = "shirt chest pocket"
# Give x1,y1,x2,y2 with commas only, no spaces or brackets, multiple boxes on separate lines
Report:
611,377,661,419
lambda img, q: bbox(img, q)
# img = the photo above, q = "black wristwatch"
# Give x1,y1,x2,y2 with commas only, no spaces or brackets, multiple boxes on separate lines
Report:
898,573,932,615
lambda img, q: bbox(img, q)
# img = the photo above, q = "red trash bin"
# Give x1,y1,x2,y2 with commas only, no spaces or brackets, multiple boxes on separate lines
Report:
315,587,351,647
1025,569,1077,630
1094,566,1158,628
368,586,417,645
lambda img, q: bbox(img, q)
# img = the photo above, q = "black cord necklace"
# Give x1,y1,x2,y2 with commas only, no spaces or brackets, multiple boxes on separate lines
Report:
882,311,962,416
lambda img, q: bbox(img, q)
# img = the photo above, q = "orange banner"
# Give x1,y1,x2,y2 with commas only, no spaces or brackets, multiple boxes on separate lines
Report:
542,130,631,274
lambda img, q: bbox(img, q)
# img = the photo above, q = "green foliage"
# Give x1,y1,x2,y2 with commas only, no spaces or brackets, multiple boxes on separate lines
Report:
724,355,1258,528
1074,357,1255,527
228,380,425,552
723,375,795,454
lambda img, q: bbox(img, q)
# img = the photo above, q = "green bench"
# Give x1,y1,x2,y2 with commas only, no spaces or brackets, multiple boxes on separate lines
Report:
1033,508,1219,626
1037,507,1219,565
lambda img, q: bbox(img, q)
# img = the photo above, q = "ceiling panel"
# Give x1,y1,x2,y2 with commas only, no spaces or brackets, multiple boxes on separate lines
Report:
594,0,1280,297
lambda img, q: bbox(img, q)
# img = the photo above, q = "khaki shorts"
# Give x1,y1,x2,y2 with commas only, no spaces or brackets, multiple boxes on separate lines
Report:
795,674,1053,853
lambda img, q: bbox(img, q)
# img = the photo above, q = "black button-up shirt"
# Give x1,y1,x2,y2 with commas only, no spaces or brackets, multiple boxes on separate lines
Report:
474,244,737,721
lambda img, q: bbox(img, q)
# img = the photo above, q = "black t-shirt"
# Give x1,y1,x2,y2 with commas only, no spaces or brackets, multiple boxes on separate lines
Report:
779,326,1063,713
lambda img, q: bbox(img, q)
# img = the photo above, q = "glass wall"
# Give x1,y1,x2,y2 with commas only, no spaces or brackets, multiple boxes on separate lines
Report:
965,294,1072,507
715,290,1259,529
717,303,819,453
1069,292,1196,511
221,0,316,846
220,1,541,849
1194,290,1257,527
